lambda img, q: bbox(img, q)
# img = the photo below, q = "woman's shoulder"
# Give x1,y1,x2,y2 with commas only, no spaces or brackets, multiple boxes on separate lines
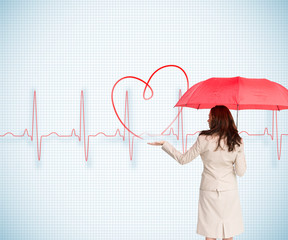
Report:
199,132,220,140
198,133,220,146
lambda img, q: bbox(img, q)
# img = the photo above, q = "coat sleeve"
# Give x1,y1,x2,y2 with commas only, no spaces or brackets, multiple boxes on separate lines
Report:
161,135,202,165
233,138,247,177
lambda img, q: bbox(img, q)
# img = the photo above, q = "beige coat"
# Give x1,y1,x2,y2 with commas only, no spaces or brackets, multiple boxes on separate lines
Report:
161,134,246,191
161,133,247,238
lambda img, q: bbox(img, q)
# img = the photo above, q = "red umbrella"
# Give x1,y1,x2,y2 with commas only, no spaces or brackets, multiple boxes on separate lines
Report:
174,76,288,128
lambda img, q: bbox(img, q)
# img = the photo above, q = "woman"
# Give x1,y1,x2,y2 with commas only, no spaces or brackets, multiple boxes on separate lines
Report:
148,105,247,240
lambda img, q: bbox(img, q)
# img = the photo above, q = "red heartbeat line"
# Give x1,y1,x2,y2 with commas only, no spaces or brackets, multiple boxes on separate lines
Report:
0,65,287,161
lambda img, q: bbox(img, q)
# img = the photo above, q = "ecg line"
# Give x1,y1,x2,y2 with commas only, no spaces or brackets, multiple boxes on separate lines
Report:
0,65,287,161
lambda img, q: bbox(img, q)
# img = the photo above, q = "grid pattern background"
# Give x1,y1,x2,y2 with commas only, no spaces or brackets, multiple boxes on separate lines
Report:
1,0,288,239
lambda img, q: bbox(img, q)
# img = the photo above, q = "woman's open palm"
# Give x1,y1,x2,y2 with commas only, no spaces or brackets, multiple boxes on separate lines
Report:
147,141,165,146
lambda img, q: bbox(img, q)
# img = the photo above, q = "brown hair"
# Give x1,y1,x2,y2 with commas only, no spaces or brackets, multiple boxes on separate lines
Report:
199,105,242,152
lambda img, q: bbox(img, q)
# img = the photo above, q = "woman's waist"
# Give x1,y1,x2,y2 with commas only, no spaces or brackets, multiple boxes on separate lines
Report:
200,175,238,191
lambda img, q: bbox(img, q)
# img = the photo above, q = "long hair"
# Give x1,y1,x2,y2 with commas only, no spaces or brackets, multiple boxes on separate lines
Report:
199,105,242,152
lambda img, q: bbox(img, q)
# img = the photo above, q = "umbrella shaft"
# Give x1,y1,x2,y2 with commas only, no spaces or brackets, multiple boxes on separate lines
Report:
236,105,238,129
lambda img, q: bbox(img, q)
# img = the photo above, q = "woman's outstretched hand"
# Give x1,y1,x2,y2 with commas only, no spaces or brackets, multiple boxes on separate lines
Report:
147,141,165,146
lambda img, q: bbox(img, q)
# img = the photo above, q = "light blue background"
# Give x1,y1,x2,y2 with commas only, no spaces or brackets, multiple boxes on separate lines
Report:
1,0,288,239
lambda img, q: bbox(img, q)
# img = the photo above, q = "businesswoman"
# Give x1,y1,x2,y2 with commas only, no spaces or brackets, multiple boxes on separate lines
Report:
148,105,247,240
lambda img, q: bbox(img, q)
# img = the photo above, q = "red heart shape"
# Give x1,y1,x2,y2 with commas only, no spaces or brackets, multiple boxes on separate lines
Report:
111,65,189,139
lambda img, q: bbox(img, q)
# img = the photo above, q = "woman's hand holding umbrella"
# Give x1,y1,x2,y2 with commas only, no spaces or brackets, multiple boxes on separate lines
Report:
147,141,165,146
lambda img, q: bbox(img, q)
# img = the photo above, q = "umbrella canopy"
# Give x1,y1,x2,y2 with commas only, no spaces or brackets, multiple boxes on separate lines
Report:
174,76,288,127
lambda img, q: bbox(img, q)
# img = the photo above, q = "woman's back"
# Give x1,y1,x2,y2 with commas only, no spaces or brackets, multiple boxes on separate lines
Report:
199,134,246,192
